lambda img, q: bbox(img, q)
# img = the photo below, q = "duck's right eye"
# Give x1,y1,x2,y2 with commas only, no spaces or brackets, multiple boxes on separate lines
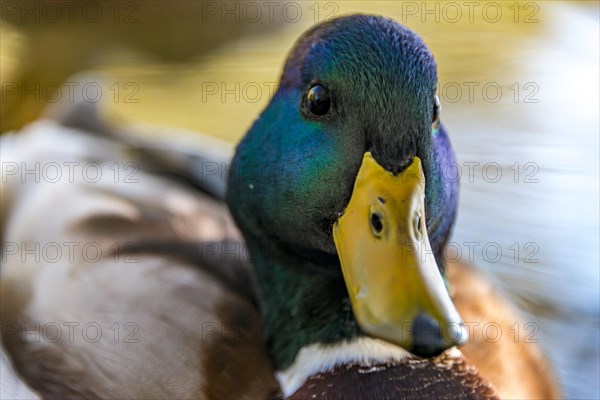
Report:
305,84,331,116
432,95,441,128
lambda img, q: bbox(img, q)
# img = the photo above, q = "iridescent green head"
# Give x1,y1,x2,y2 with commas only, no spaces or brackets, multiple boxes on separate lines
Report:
227,15,460,366
228,15,450,252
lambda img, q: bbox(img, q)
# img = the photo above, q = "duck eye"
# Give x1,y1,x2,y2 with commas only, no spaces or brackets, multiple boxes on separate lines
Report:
305,84,331,116
432,95,441,128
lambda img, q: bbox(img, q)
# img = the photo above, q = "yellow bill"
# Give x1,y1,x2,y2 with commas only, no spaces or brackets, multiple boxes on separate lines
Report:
333,152,467,357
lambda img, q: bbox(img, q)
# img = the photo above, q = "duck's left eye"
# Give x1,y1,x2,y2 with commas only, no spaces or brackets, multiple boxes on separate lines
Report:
305,84,331,116
432,95,441,128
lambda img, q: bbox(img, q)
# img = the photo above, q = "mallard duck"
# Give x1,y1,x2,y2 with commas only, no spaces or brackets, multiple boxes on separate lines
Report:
1,14,560,399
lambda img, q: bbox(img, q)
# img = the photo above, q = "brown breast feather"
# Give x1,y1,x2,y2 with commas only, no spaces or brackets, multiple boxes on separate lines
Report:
288,353,499,400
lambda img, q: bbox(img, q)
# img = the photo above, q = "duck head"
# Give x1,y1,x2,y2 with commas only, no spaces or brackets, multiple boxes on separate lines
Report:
227,15,465,368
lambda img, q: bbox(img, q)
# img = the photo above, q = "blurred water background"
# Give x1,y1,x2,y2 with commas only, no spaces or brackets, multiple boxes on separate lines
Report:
1,1,598,398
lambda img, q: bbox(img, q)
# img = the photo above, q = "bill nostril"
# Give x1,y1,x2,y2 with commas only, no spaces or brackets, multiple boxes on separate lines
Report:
413,210,423,240
411,313,445,358
370,211,384,237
